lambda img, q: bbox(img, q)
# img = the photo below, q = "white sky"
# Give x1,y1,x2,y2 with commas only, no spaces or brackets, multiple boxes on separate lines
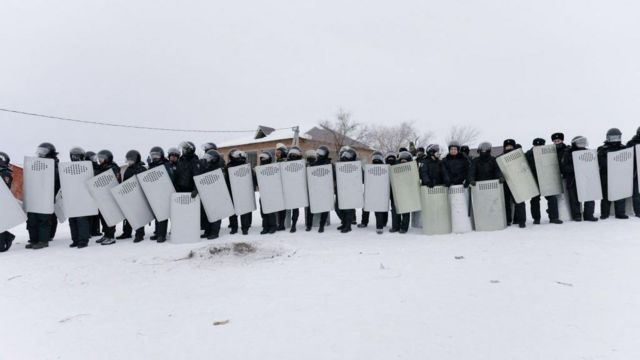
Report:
2,0,639,164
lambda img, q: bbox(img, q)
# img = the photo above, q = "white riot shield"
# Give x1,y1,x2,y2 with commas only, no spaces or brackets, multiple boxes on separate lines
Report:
23,156,55,214
0,180,26,232
170,193,200,244
363,164,390,212
390,162,422,214
533,145,563,196
110,176,155,230
557,182,573,221
54,190,66,223
448,185,473,234
256,163,285,214
229,164,257,215
572,150,603,202
86,170,125,227
280,160,309,209
335,161,364,209
471,180,507,231
138,166,176,222
307,164,334,214
607,147,634,201
420,186,451,235
194,169,235,222
59,161,98,218
496,149,540,203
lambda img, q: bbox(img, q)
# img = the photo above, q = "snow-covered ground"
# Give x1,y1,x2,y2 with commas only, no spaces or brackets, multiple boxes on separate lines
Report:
1,214,640,360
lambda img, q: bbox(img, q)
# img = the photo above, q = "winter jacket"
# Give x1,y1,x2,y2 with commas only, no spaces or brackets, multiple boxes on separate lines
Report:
97,161,122,183
419,156,450,186
597,142,626,177
468,154,502,183
123,162,147,181
174,154,201,192
442,154,470,185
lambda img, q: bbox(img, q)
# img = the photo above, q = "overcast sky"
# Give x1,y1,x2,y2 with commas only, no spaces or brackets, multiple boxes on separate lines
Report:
2,0,639,163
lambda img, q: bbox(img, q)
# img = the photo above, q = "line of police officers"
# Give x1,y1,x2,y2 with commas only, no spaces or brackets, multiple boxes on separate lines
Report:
0,126,639,252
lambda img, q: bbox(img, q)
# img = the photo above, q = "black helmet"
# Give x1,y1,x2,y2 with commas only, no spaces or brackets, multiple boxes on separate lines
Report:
202,142,217,152
460,145,470,155
398,151,412,162
69,147,85,162
85,151,97,163
37,142,57,158
478,142,492,153
126,150,141,164
0,151,9,166
417,147,425,154
97,150,113,164
150,146,165,161
259,151,273,164
276,143,288,157
339,148,357,161
288,146,302,160
229,149,246,161
167,147,181,158
606,128,622,143
180,141,196,155
203,149,221,164
426,144,439,156
316,145,330,159
571,136,588,149
305,150,317,164
371,150,384,164
532,138,545,146
398,147,408,153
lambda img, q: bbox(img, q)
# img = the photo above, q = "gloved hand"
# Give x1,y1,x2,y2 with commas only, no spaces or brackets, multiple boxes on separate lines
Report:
498,178,505,184
427,180,435,188
190,189,198,198
463,181,470,188
470,181,476,187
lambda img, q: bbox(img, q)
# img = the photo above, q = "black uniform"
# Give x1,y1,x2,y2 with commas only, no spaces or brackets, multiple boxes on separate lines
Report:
119,161,147,240
95,161,121,239
627,133,640,216
227,158,254,235
598,141,628,219
419,156,450,187
560,147,597,221
525,148,561,223
0,165,15,252
174,153,200,192
442,153,470,186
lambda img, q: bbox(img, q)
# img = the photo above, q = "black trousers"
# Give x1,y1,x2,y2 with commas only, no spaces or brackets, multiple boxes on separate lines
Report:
633,178,640,216
360,210,370,225
99,213,116,238
203,220,221,237
261,200,278,231
504,186,526,225
50,214,58,240
530,195,560,221
0,231,15,252
340,209,355,230
276,210,287,230
90,214,101,235
305,207,313,228
122,220,145,238
600,179,627,217
229,213,252,231
154,219,168,237
399,213,410,231
375,212,388,229
566,178,596,219
390,201,400,231
69,216,91,245
27,213,53,244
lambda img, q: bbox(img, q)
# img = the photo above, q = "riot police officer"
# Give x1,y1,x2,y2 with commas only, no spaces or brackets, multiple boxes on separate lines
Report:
258,151,278,235
561,136,598,221
67,147,92,248
26,143,60,250
116,150,148,242
95,149,121,245
148,146,174,243
226,149,254,235
525,139,563,225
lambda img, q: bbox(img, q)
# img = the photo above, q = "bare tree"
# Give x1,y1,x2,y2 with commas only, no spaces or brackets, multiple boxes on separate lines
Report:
364,121,434,154
318,108,368,155
445,125,481,146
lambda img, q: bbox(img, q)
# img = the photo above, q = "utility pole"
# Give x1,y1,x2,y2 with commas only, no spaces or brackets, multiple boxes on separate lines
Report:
292,126,300,147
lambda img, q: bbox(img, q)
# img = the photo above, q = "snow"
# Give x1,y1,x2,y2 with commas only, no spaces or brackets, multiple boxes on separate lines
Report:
1,214,640,360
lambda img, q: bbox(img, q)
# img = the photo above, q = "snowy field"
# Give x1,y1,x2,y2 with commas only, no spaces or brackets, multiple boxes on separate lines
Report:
1,214,640,360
